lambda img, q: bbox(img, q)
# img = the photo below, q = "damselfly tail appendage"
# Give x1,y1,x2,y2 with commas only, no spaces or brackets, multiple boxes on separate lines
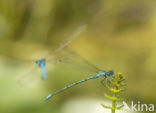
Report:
36,59,46,80
40,63,46,80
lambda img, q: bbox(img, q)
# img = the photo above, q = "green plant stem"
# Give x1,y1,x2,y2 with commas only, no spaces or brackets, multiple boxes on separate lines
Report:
102,73,125,113
112,85,119,113
112,90,117,113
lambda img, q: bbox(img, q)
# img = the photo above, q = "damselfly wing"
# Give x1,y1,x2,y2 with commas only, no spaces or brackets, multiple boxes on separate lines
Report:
16,24,87,84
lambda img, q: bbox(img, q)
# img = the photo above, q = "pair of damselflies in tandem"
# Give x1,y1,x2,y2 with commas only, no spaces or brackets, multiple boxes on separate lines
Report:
16,24,114,101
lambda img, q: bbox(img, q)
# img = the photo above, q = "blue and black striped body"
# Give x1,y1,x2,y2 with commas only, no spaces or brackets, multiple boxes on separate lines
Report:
36,59,46,80
45,70,114,100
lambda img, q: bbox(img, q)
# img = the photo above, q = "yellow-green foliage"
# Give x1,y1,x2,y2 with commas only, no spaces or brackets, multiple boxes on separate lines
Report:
101,73,125,113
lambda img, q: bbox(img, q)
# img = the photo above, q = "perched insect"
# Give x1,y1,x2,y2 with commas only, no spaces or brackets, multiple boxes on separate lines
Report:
45,70,114,100
42,47,114,100
17,24,86,82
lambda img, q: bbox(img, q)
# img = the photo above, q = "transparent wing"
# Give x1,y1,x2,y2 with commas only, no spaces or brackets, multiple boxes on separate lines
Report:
17,65,38,86
16,56,67,86
15,47,100,86
46,47,100,75
44,24,86,59
6,56,40,86
15,24,87,85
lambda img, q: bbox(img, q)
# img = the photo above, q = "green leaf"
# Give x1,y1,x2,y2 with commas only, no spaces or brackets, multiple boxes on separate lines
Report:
104,93,117,100
101,104,113,109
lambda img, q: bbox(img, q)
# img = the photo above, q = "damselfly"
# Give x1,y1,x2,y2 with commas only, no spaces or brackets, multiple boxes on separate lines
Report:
17,24,86,82
45,70,114,100
42,47,114,100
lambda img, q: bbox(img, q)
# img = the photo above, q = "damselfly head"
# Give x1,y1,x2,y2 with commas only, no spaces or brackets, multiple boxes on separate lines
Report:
98,70,114,76
106,70,114,76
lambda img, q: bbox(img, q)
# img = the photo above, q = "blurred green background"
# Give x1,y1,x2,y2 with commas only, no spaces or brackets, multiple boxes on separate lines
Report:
0,0,156,113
